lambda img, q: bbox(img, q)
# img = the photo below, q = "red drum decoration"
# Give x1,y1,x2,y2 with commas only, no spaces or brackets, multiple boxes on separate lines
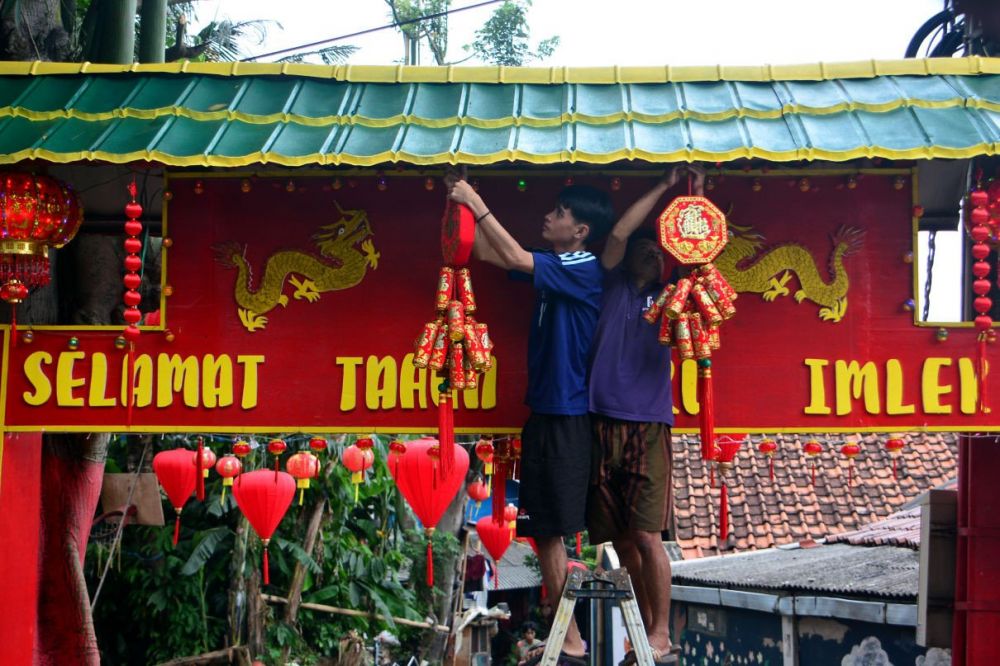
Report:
389,437,470,586
232,470,296,585
286,452,321,505
152,448,197,546
215,455,242,505
476,515,513,589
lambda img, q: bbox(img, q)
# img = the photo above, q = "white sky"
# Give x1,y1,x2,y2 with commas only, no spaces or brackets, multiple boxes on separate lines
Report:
192,0,946,66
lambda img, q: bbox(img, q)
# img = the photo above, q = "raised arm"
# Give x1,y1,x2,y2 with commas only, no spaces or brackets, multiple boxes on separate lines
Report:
448,179,534,273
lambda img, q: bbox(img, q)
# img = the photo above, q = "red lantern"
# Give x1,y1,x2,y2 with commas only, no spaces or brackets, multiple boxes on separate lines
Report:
475,439,494,484
970,184,995,413
467,478,489,509
355,436,375,451
233,440,252,458
885,436,905,480
803,439,823,487
715,435,745,542
840,440,862,487
341,444,374,503
267,438,287,474
758,437,778,482
193,436,214,501
388,439,407,477
286,452,321,505
152,448,197,546
121,180,143,427
476,515,513,589
308,436,328,454
193,447,217,479
389,437,470,586
502,502,518,525
215,455,242,505
233,470,296,585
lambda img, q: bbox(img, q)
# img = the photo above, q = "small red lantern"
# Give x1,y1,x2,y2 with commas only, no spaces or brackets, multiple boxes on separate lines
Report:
215,455,242,505
476,515,513,589
758,437,778,482
885,436,906,480
503,502,518,526
803,439,823,487
308,436,327,454
233,469,296,585
233,440,251,458
388,439,407,477
840,441,862,486
152,448,197,546
467,478,489,510
341,444,374,503
193,447,217,479
286,451,321,505
715,435,745,542
267,438,287,474
355,436,375,451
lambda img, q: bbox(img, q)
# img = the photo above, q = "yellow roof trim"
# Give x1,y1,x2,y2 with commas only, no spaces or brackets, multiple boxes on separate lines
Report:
2,57,1000,84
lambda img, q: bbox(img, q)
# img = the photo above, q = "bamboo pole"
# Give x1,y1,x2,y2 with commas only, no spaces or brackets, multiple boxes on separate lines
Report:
260,594,450,632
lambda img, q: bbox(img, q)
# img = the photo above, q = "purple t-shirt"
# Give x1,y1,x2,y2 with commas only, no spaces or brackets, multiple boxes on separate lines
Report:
588,268,674,424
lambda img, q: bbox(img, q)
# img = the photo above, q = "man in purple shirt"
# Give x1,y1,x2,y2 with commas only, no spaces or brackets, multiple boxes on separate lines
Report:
588,165,705,665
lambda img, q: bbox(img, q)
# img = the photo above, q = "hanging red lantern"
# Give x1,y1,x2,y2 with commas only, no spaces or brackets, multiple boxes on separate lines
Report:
388,439,407,477
476,515,513,589
885,436,906,480
341,444,374,503
232,469,296,585
355,436,375,452
467,478,489,510
193,446,217,480
715,434,745,542
803,439,823,487
286,451,321,505
475,438,495,483
233,439,252,458
215,455,242,505
389,437,470,586
969,184,995,414
840,440,862,486
758,437,778,482
308,436,328,454
267,438,287,474
502,502,518,525
152,448,197,546
121,180,143,428
193,436,213,501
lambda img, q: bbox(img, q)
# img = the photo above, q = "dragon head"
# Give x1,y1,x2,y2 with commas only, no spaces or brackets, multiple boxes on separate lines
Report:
313,201,373,257
722,222,766,263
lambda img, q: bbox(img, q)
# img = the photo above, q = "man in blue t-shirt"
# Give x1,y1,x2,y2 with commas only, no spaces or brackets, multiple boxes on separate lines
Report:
588,165,704,665
447,176,613,665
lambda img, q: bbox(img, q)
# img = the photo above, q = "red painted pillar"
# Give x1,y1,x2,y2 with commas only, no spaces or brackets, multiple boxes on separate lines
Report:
0,432,42,666
954,434,1000,665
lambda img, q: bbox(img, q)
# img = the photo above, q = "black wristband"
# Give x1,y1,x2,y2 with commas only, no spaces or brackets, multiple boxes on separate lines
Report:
475,210,492,224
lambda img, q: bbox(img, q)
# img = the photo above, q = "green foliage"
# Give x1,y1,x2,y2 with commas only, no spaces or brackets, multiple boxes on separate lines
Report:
467,0,559,66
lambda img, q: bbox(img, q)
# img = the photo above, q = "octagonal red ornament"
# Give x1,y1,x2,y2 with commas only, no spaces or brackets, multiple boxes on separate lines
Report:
657,195,728,264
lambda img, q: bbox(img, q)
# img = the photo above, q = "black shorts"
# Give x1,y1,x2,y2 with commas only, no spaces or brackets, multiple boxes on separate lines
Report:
515,412,592,538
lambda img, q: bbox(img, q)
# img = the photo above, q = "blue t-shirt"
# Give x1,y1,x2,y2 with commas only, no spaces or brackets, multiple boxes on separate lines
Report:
512,250,603,415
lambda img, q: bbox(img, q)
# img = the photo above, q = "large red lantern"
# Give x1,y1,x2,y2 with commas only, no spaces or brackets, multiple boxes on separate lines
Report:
389,437,470,586
152,448,197,546
476,515,513,589
233,469,296,585
286,451,321,505
215,455,242,505
341,443,374,503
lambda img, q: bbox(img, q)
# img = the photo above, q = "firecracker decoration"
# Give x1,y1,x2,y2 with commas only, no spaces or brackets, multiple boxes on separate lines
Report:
215,455,241,505
152,448,197,546
0,173,83,345
122,180,144,428
885,435,906,480
286,451,321,505
232,469,295,586
758,437,778,482
648,189,735,464
267,438,287,478
341,443,374,504
803,439,823,487
969,183,995,413
840,440,862,487
716,435,744,542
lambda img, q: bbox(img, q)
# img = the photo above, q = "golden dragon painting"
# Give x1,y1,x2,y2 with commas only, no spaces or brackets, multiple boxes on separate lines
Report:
714,222,865,323
214,202,380,332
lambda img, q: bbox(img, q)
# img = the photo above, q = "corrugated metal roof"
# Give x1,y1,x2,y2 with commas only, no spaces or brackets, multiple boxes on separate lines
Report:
0,58,998,166
671,543,918,599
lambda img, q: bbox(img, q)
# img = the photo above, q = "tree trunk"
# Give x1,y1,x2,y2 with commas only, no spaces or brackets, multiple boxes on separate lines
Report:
0,0,72,61
422,484,470,662
228,516,250,650
138,0,167,63
280,497,326,663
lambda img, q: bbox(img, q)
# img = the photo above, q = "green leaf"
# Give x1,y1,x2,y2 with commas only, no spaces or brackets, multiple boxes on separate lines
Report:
180,526,232,575
273,537,321,575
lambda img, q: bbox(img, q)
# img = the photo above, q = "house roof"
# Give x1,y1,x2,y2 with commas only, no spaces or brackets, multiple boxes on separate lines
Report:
670,432,957,559
671,542,919,600
825,506,923,549
0,58,998,167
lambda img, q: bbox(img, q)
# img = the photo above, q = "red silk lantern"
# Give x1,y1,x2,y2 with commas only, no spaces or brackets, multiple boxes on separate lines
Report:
233,470,296,585
308,436,328,454
388,439,407,477
233,440,252,458
193,446,217,480
389,437,470,586
885,436,905,480
286,452,321,505
758,437,778,482
475,438,495,488
152,448,197,546
840,441,861,487
341,444,374,503
476,515,513,589
502,502,518,525
267,438,287,474
215,455,241,505
467,478,489,509
803,439,823,487
715,435,744,541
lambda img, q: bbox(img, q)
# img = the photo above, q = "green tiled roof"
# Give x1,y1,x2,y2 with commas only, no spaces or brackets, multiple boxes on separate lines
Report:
0,58,998,166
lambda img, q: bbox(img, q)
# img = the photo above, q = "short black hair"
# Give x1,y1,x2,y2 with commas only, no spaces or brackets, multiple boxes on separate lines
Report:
557,185,614,244
625,226,658,257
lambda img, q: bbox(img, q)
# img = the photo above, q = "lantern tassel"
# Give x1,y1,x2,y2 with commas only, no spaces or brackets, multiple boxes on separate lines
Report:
575,532,582,557
892,458,898,481
426,540,434,587
173,513,180,546
492,461,507,525
849,463,854,487
719,482,729,541
699,363,715,460
196,437,205,502
769,459,774,483
811,462,816,487
494,562,499,590
438,391,454,478
710,464,715,488
263,547,270,586
9,303,15,348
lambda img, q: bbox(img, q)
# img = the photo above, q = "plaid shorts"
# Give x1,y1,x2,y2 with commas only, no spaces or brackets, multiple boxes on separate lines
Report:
586,415,673,544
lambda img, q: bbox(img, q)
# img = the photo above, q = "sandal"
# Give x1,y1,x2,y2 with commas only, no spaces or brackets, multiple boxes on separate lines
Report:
523,647,589,666
619,645,681,666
